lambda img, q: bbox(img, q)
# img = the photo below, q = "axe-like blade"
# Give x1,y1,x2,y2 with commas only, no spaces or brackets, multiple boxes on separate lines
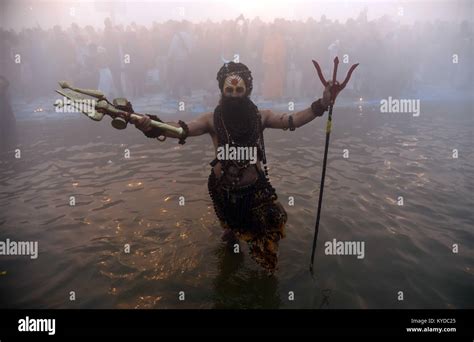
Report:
58,81,106,99
55,89,104,121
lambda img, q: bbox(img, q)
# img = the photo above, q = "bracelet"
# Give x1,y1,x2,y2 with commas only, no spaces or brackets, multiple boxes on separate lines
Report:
288,115,295,131
311,99,328,117
178,120,189,145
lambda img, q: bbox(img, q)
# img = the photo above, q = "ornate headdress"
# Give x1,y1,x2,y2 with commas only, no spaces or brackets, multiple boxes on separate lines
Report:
216,62,253,96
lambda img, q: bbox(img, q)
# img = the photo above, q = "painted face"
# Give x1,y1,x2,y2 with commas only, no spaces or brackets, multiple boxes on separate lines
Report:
222,74,246,98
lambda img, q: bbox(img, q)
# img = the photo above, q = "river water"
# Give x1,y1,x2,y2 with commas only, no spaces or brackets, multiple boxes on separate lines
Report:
0,98,472,309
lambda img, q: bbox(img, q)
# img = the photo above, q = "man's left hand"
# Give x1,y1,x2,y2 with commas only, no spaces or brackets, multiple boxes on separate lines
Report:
321,81,336,108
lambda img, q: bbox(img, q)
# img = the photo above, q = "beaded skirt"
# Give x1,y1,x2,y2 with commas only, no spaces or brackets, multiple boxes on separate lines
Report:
208,169,287,271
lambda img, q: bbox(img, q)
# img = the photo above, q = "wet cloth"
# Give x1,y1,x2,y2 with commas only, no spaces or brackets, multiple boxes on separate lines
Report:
208,168,287,271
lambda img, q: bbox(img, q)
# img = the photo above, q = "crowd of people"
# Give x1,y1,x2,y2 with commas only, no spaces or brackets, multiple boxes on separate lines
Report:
0,12,472,105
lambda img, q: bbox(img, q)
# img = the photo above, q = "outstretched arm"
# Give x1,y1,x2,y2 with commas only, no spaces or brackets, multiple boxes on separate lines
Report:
131,111,213,142
262,83,332,130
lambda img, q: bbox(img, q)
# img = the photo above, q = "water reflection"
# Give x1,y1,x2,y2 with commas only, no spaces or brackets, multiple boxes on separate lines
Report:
0,103,472,309
212,244,281,309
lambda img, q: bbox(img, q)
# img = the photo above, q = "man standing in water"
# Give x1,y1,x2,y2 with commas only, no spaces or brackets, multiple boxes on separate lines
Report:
132,62,333,271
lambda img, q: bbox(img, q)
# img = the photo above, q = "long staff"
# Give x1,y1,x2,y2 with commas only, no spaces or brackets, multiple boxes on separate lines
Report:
310,57,359,273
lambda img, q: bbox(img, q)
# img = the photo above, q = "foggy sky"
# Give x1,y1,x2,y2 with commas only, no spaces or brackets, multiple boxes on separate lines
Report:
1,0,472,31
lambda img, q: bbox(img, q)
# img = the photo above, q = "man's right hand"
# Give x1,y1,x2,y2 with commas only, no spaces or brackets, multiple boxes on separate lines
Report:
131,115,153,133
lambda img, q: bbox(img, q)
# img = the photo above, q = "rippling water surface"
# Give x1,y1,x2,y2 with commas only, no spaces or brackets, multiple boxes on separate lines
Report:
0,101,473,309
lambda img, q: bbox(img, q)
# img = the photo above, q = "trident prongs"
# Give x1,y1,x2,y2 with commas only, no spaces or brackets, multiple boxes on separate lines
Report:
311,58,359,101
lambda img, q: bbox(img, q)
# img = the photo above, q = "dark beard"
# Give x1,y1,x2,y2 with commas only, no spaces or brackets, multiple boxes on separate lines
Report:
220,96,258,145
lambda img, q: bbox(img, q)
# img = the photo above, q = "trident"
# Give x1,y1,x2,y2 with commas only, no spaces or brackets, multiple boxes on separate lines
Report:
309,57,359,273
